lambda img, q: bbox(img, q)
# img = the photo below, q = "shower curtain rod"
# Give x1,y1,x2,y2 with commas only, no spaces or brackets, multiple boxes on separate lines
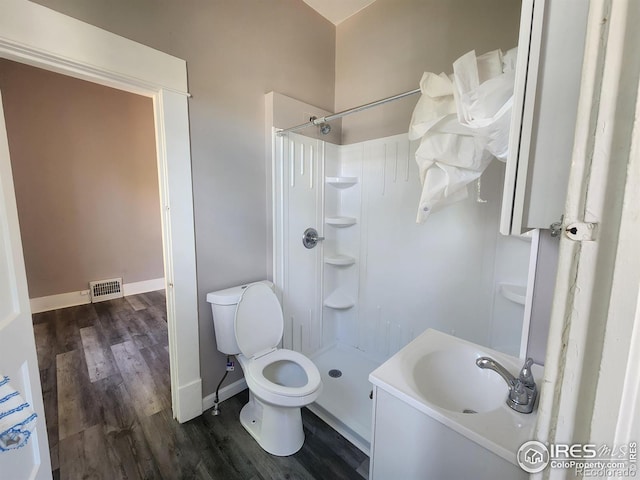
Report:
276,87,421,136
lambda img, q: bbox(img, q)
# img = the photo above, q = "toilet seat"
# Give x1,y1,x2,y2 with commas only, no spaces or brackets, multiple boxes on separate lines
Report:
243,349,321,398
234,282,322,408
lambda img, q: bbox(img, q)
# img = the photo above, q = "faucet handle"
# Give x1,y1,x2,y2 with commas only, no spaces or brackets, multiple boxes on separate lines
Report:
510,380,529,405
519,358,535,387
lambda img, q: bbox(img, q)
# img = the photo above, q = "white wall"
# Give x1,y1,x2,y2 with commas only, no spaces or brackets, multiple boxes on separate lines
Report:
276,133,325,355
335,134,525,361
278,131,533,363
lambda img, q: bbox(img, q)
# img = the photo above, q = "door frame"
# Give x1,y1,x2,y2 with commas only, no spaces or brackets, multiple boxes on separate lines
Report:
0,0,202,422
534,0,640,467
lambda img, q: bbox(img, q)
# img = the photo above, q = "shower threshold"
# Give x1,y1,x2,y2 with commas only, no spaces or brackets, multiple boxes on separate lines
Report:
309,343,381,454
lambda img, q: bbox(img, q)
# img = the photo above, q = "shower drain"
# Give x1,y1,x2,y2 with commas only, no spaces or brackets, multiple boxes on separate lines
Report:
328,369,342,378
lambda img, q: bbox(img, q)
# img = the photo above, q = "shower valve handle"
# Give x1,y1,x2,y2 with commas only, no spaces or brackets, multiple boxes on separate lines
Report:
302,228,324,249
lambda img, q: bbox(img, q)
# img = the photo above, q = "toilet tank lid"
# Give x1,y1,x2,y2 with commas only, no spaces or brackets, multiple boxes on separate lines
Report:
206,280,274,306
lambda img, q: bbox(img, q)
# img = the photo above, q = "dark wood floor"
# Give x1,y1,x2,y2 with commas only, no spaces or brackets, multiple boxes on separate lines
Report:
33,292,369,479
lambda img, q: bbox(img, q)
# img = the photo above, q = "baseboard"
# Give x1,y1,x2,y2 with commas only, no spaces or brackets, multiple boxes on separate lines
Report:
202,378,248,411
30,290,91,314
122,277,165,296
30,277,165,313
174,377,203,423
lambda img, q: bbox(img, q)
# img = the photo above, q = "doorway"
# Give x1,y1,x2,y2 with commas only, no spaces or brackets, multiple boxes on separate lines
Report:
0,1,195,477
0,0,200,425
0,58,172,475
0,60,165,309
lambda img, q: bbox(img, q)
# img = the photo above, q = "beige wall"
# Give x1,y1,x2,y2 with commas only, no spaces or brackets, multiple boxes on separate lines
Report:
0,59,163,299
335,0,522,144
28,0,337,395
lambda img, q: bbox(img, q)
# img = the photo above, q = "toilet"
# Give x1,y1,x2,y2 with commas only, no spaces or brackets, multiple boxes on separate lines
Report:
206,281,322,456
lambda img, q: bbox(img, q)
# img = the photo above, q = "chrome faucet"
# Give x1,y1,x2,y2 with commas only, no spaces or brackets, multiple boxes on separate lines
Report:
476,356,538,414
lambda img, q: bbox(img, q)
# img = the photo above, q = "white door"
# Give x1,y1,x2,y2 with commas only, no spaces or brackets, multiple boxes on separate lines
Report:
0,91,52,478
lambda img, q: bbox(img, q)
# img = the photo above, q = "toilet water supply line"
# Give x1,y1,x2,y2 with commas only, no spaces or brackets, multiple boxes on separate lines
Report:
212,355,232,415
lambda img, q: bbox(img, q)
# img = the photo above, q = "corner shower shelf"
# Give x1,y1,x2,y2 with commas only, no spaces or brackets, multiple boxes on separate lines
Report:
499,283,527,306
323,290,355,310
325,216,357,227
325,176,358,189
324,254,356,266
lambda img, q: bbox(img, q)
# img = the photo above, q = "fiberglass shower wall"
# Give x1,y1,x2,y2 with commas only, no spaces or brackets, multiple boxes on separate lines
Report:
275,132,325,356
275,131,531,362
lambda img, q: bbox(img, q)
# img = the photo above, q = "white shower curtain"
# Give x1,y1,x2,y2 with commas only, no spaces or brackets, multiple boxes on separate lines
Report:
409,47,517,222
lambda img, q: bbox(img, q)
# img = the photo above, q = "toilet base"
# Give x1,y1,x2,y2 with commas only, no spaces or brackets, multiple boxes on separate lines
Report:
239,391,305,456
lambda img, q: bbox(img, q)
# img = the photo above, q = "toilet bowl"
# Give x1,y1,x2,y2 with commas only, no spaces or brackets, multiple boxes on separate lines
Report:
207,281,322,456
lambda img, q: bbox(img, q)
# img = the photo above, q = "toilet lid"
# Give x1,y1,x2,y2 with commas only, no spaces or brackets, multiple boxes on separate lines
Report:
235,283,284,358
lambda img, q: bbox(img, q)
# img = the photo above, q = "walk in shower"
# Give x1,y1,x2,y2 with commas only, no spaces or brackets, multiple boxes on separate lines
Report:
272,101,535,451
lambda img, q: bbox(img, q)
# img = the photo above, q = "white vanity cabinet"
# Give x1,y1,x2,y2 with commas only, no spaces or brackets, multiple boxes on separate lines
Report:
501,0,590,235
369,388,527,480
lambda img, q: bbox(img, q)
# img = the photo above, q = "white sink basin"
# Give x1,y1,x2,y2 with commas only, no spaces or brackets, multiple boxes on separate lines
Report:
369,329,543,465
412,348,509,413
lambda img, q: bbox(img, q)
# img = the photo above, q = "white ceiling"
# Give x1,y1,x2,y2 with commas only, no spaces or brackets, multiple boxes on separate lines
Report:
303,0,377,25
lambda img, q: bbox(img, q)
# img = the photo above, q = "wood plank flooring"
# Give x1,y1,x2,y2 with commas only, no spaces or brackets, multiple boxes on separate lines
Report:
33,291,369,479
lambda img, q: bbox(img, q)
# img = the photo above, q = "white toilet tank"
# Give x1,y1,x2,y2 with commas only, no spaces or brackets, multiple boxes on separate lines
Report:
206,281,274,355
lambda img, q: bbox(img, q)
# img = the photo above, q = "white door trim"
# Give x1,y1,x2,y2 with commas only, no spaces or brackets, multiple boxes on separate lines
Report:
534,0,640,475
0,0,201,422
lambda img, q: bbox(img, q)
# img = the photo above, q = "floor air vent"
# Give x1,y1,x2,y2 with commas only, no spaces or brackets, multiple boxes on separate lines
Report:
89,278,123,303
